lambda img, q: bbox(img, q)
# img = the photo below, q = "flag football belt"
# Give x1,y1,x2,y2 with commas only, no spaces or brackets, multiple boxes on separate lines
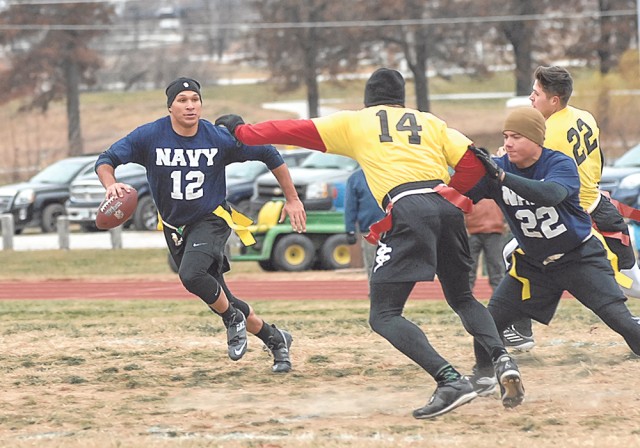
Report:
365,183,472,245
161,205,256,247
509,232,632,300
593,191,639,247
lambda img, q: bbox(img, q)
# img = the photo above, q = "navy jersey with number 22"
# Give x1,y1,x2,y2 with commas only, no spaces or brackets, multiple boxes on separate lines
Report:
471,148,592,263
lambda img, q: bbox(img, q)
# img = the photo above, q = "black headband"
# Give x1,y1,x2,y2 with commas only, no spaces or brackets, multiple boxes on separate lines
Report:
165,77,202,108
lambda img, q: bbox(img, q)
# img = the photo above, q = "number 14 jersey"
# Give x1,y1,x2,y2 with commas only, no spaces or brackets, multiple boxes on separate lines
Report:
313,106,472,207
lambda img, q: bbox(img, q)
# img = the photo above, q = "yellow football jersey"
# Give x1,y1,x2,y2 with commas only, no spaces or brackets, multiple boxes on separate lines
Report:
544,106,603,210
312,106,471,206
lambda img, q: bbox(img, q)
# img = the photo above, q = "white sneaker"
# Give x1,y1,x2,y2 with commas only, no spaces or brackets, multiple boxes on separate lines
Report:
502,325,535,352
620,265,640,298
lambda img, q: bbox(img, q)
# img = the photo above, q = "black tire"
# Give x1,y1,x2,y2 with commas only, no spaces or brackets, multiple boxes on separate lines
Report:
132,195,158,231
273,234,315,272
258,259,278,271
41,203,66,233
319,234,351,270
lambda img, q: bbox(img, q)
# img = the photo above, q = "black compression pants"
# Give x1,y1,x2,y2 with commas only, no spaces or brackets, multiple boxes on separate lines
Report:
178,250,250,317
369,277,504,379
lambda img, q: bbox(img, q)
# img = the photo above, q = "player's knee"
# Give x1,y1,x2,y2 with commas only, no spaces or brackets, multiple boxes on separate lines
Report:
178,267,203,291
368,309,389,336
178,267,219,303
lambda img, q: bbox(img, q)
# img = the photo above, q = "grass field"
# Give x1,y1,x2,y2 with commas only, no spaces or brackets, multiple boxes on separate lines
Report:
1,255,640,447
0,249,178,280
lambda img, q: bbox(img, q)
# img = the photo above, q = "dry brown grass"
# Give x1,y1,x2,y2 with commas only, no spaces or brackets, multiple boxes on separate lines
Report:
1,297,639,447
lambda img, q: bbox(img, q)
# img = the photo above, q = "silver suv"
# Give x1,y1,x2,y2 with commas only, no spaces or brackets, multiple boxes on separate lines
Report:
66,163,158,231
249,151,359,216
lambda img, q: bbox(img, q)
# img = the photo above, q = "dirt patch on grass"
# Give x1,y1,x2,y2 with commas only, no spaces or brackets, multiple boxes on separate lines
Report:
1,299,639,447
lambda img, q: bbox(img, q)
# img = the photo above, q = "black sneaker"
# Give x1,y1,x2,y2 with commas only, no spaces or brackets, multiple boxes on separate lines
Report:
265,327,293,373
224,311,247,361
466,367,498,397
502,325,535,352
493,354,525,408
412,377,477,419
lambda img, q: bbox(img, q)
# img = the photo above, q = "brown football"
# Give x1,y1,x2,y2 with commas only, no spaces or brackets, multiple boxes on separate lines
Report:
95,188,138,230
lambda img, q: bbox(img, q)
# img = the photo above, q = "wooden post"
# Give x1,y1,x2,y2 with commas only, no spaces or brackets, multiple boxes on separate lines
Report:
109,226,123,249
1,214,14,250
57,215,70,250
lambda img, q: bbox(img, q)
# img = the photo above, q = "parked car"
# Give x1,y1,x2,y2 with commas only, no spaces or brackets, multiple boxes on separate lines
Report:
66,149,310,231
66,163,158,231
0,154,97,233
249,151,359,215
226,149,310,216
600,143,640,206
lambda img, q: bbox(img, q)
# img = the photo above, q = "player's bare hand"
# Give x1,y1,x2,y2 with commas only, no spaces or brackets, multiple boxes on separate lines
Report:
105,182,133,199
281,199,306,232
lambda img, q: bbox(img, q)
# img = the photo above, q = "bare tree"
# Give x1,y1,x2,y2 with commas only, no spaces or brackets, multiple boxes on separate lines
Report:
251,0,364,118
0,3,115,156
594,0,637,74
496,2,538,95
364,0,482,112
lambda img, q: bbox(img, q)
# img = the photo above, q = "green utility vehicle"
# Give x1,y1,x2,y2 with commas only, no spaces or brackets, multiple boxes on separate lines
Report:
229,201,350,272
167,201,351,273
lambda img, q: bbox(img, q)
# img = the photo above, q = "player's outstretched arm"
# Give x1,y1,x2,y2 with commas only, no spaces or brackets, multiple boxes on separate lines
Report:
270,164,306,233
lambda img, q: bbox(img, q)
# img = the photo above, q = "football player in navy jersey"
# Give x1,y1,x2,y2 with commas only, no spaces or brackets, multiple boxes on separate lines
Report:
467,107,640,397
95,77,306,373
503,65,640,351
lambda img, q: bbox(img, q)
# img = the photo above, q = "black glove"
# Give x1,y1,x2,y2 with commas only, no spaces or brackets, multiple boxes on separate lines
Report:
469,145,504,181
215,114,245,137
346,232,357,245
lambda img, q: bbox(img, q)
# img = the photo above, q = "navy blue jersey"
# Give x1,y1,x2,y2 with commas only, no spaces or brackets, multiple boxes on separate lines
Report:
96,116,284,227
470,148,592,262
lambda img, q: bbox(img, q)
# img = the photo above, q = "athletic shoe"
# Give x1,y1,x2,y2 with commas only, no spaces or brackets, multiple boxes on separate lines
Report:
493,354,525,408
466,368,498,397
224,311,247,361
412,377,478,419
502,325,535,352
265,327,293,373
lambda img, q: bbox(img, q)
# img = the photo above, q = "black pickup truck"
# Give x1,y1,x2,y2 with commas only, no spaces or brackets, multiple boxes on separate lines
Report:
0,155,97,233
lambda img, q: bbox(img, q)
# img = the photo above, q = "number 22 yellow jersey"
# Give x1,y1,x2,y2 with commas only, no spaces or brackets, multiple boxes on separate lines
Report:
543,105,603,211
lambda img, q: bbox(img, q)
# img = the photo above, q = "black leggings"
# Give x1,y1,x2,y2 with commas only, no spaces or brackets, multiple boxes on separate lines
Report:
369,277,503,379
474,298,640,370
595,300,640,355
178,250,250,317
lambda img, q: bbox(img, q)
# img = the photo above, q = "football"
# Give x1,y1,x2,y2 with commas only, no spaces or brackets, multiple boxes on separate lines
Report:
95,188,138,230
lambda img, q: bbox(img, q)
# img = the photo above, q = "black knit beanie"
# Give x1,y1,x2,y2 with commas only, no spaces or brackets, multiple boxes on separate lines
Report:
165,77,202,108
364,68,405,107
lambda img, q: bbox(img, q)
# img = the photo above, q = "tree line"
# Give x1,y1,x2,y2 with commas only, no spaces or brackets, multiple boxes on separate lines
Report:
0,0,638,155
